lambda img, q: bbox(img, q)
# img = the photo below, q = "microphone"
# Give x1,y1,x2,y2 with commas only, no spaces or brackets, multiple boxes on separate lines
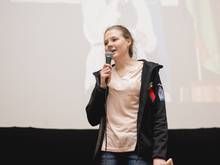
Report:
105,52,113,84
105,51,112,65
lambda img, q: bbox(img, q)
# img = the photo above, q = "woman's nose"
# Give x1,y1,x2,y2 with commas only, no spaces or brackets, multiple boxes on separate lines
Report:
107,44,113,51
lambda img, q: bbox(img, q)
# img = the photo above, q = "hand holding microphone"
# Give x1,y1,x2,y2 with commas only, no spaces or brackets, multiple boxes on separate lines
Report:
100,52,113,89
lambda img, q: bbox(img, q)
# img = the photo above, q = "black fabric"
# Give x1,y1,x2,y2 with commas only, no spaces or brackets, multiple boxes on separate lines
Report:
0,127,219,165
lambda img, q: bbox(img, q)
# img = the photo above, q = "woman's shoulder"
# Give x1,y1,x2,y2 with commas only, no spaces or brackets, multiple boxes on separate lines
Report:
138,59,163,69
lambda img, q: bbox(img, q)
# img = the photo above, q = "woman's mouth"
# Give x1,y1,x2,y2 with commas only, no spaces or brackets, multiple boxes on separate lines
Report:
111,49,117,54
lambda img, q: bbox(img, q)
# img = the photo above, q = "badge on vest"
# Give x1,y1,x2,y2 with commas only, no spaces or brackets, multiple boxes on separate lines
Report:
158,84,165,101
148,82,155,103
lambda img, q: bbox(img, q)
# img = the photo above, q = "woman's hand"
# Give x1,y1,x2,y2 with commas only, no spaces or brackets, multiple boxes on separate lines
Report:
153,158,167,165
100,64,112,89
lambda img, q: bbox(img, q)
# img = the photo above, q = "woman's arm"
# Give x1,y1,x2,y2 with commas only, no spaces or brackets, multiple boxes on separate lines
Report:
151,71,168,160
85,83,106,126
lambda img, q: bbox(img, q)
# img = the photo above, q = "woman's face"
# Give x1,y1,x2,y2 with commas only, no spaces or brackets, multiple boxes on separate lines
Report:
104,29,131,60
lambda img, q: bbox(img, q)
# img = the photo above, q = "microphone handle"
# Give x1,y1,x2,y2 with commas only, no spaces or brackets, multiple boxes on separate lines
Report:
105,52,112,85
106,57,112,64
105,78,109,85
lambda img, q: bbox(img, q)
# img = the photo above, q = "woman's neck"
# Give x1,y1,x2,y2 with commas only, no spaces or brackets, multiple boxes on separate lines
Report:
114,54,135,71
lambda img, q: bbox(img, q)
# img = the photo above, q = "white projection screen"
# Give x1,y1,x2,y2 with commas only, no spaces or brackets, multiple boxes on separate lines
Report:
1,0,220,129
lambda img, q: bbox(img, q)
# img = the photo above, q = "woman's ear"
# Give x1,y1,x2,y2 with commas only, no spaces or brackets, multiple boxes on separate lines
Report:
127,38,132,46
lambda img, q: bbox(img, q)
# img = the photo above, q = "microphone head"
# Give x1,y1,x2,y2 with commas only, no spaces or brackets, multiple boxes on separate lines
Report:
105,51,113,64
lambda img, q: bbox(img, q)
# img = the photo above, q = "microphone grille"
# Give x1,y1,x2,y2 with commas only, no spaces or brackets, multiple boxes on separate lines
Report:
105,51,113,57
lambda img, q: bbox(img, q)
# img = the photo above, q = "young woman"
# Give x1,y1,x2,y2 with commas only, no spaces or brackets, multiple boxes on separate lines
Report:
86,25,168,165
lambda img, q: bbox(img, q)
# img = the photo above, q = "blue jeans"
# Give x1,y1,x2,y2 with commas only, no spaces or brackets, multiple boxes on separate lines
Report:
97,151,152,165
